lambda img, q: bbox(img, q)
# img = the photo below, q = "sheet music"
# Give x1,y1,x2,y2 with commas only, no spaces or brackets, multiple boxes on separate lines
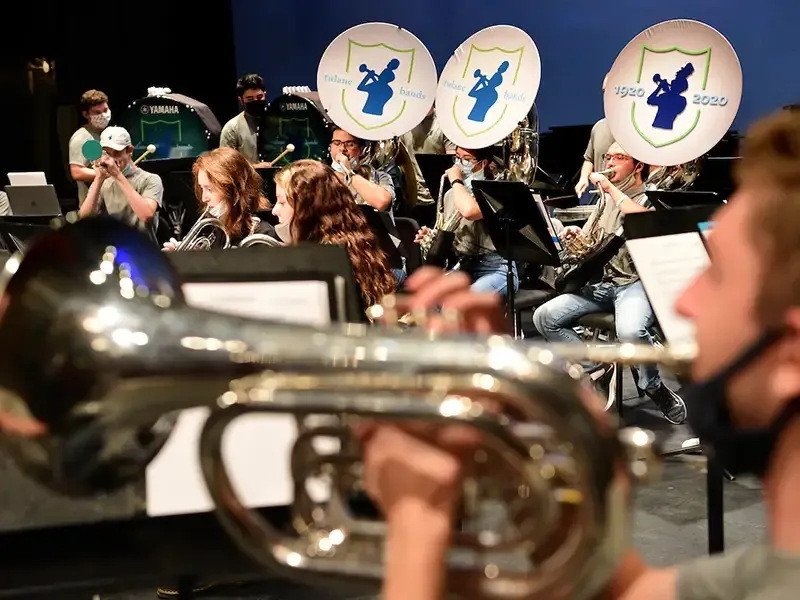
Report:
145,280,331,517
533,193,562,250
626,233,710,345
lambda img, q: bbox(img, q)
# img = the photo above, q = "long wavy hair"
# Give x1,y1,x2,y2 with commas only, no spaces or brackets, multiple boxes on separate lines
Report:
274,160,396,308
192,148,270,241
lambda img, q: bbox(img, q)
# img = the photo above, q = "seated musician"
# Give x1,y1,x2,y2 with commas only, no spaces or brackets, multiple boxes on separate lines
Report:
79,126,162,243
532,142,686,424
416,146,519,298
219,73,271,168
162,147,275,250
272,159,396,311
329,127,394,212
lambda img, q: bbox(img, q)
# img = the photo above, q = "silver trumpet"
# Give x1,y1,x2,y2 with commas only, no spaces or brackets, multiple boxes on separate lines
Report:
176,208,231,250
0,217,690,599
237,233,282,248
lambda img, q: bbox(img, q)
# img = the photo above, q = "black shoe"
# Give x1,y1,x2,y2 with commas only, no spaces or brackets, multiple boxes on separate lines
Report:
156,583,220,598
645,383,687,424
586,363,615,411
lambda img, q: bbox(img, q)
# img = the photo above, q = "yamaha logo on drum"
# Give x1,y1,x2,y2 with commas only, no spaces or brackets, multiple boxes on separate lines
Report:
142,104,181,115
604,20,742,166
317,23,437,141
435,25,540,150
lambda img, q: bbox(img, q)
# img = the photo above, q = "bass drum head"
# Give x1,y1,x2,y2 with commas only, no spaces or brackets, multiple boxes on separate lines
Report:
117,94,218,160
259,93,332,167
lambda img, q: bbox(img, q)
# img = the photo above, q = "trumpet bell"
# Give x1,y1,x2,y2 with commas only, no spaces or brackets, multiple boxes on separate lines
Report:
0,216,667,599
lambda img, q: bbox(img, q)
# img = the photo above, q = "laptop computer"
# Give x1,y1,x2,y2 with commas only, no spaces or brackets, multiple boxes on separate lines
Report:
4,185,62,216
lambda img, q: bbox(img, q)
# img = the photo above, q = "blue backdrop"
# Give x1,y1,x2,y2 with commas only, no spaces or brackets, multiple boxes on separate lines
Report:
232,1,800,132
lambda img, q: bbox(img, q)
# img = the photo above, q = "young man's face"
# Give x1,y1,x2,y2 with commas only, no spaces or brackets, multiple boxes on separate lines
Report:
240,88,266,104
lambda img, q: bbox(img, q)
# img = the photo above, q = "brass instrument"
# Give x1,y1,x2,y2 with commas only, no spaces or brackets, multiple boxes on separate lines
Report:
497,104,539,186
176,208,231,250
0,217,693,599
361,136,418,208
237,233,282,248
646,158,703,191
419,172,460,265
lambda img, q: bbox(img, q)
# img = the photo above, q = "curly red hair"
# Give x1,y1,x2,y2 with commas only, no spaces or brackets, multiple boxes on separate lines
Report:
192,148,269,241
275,160,396,308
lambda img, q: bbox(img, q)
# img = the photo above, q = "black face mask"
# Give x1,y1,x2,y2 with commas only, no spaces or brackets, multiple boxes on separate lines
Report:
244,98,267,117
685,330,800,478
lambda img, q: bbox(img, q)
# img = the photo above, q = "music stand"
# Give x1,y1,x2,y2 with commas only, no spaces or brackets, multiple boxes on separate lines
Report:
624,205,728,555
358,205,405,270
470,180,560,334
167,244,366,324
647,190,725,211
0,216,61,254
415,153,454,201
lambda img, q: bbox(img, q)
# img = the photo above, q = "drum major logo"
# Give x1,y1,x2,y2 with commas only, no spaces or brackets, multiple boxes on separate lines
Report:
322,39,423,132
615,44,721,148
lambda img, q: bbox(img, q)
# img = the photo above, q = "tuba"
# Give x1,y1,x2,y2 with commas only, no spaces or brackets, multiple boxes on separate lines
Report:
0,217,683,599
496,104,540,187
175,208,231,250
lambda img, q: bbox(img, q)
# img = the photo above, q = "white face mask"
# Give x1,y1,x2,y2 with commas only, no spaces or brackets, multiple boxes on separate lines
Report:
89,110,111,130
208,202,227,218
275,222,293,243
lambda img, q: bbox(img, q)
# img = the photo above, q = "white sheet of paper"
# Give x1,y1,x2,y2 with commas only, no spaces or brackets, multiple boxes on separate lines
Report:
7,172,47,186
145,280,331,517
626,233,710,345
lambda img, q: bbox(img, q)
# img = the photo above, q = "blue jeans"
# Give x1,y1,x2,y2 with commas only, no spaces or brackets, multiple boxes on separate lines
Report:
392,268,407,290
531,280,661,391
458,252,519,298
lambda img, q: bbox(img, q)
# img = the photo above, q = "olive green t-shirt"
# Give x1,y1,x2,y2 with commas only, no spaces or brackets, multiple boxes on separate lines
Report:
677,545,800,600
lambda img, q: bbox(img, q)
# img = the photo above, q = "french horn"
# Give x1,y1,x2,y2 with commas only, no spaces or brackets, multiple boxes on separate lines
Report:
175,208,231,250
0,217,683,599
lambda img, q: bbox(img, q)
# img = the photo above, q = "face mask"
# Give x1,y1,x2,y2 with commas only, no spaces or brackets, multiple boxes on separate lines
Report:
331,157,359,173
685,330,800,477
121,163,134,177
244,99,267,117
208,202,227,218
275,222,293,244
89,110,111,130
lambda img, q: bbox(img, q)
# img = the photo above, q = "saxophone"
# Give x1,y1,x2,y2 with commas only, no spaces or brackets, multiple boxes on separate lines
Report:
419,172,461,267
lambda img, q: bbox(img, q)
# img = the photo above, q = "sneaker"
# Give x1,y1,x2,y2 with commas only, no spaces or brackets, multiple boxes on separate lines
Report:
586,363,615,411
645,383,687,424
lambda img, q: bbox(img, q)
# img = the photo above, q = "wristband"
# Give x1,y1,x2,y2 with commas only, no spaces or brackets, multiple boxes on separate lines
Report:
451,179,465,187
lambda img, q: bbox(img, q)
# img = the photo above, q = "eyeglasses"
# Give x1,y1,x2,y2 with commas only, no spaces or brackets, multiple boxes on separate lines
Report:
604,153,632,163
331,140,359,150
455,156,476,167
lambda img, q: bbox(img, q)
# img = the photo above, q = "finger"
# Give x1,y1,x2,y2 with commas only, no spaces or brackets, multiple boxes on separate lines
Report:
404,270,472,313
403,266,447,292
440,290,508,335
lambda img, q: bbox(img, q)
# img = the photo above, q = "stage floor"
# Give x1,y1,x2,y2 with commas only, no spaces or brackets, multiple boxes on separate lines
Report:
1,374,766,600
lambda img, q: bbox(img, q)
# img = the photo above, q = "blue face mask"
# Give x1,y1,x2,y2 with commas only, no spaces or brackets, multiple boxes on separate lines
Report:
122,164,134,177
685,330,800,478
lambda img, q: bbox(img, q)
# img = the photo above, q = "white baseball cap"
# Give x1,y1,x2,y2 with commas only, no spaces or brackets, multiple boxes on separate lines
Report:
100,126,132,151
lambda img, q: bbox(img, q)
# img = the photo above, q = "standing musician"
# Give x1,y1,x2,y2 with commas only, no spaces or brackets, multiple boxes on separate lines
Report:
532,142,685,424
329,127,394,212
68,89,112,206
272,159,396,311
354,108,800,600
416,146,519,298
79,126,162,243
575,74,616,200
219,73,271,168
162,147,275,251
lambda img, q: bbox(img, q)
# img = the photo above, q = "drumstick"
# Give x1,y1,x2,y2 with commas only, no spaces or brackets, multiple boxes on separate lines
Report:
134,144,157,166
269,143,296,165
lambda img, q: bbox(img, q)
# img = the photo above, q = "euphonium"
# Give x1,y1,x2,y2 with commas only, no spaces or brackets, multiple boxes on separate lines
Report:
176,208,231,250
0,217,691,599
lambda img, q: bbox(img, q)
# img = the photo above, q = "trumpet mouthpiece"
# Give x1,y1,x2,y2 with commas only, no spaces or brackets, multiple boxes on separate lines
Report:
286,144,296,152
146,144,156,153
